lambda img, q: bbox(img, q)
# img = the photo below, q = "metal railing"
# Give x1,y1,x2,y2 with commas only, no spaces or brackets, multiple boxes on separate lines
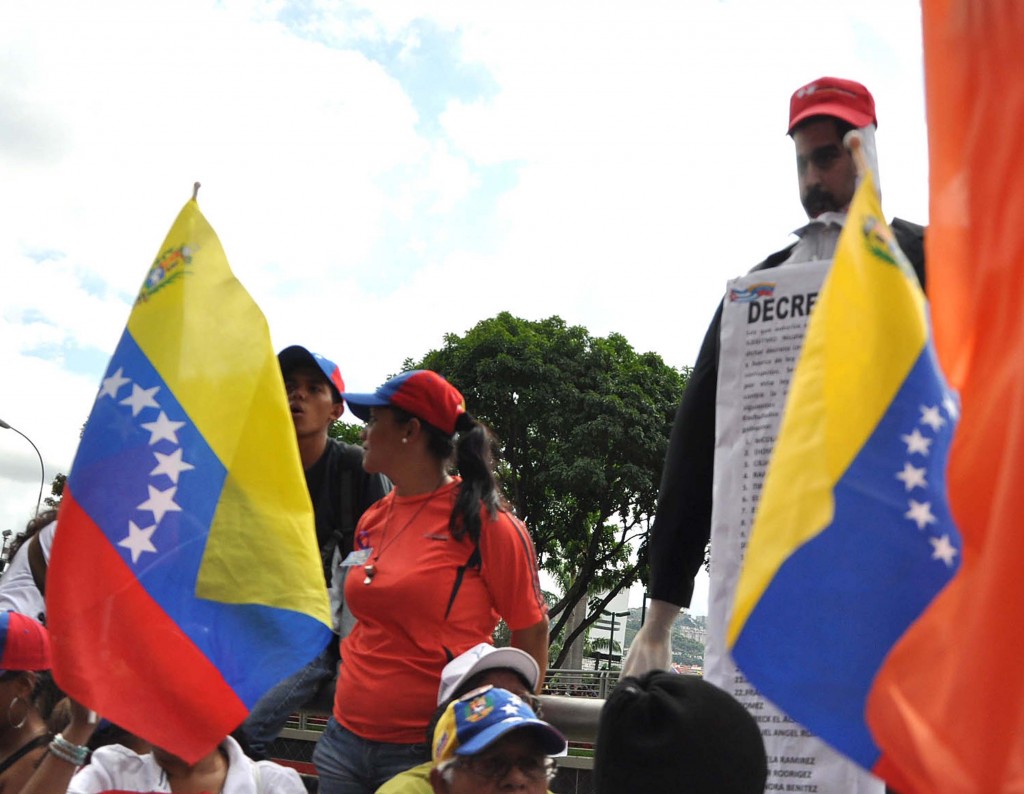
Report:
273,668,700,791
542,667,620,701
279,668,612,746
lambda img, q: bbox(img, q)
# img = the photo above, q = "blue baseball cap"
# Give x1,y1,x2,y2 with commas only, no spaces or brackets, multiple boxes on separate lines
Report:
278,345,345,404
433,686,566,765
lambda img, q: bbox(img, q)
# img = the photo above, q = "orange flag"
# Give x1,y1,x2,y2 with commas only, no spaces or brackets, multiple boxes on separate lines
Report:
867,2,1024,792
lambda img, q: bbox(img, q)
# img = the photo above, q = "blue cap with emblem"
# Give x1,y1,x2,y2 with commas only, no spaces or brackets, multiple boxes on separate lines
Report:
432,685,565,765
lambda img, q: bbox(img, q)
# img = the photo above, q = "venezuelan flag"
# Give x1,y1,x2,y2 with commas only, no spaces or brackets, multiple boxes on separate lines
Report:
727,171,961,773
48,194,332,763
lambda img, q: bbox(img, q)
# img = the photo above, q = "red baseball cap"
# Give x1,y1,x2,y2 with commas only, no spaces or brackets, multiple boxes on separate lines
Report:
0,611,51,672
342,370,468,435
788,76,876,134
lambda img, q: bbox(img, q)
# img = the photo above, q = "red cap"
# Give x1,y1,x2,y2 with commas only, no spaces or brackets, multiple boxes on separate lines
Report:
342,370,468,435
0,611,52,672
788,76,876,134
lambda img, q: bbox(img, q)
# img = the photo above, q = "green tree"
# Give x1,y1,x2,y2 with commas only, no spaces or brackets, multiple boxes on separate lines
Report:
673,635,706,667
329,421,364,446
44,472,65,510
589,635,622,665
409,312,687,667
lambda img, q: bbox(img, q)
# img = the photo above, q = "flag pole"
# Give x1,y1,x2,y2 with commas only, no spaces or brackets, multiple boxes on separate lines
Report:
844,132,875,191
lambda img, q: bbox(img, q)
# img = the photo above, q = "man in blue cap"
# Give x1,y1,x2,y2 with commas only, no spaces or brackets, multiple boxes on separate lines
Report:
429,686,565,794
241,345,391,759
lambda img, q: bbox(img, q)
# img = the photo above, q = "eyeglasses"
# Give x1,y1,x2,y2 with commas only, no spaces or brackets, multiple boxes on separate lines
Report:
454,754,556,783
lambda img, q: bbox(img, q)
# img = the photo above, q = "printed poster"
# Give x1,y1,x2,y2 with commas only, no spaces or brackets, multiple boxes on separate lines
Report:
703,260,884,794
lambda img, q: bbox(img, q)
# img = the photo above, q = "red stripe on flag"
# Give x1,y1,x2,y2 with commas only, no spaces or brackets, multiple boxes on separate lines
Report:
48,493,247,764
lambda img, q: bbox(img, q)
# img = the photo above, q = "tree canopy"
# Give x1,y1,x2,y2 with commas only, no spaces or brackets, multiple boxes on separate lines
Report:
330,421,364,446
409,312,687,667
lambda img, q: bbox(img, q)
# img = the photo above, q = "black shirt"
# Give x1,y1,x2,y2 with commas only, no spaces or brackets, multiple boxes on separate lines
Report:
304,438,391,584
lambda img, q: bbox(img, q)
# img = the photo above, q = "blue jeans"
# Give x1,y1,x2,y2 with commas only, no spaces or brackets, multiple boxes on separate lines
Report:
241,639,339,758
313,716,429,794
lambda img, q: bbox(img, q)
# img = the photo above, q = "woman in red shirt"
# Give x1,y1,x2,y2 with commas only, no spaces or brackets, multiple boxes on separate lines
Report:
312,370,548,794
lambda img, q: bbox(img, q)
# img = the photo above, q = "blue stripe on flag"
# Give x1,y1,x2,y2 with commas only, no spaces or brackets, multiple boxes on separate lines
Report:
732,345,961,768
71,330,326,705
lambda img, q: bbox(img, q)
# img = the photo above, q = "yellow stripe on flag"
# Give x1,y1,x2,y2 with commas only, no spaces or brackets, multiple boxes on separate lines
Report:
128,200,330,622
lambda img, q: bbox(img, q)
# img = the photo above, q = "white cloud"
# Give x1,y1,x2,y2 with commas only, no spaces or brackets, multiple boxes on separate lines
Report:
0,0,928,643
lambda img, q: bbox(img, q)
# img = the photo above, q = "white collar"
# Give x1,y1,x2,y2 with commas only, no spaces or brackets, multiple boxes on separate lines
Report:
792,211,847,238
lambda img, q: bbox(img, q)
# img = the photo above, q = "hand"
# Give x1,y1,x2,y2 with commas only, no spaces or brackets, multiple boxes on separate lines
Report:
63,698,100,746
619,599,680,679
17,698,100,794
620,623,671,679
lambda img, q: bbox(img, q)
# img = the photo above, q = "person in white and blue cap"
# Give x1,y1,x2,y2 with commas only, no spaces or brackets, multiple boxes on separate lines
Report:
429,686,565,794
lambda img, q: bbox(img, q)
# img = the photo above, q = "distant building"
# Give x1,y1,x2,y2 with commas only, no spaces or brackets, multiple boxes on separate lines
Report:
677,623,708,646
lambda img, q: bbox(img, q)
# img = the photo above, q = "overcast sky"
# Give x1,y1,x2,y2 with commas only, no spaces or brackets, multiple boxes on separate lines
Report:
0,0,928,615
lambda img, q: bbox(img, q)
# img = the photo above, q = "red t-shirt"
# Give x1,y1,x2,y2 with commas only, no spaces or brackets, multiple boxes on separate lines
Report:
334,480,547,743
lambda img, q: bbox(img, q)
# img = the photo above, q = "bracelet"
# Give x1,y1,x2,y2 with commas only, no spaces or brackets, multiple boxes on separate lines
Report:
49,733,90,766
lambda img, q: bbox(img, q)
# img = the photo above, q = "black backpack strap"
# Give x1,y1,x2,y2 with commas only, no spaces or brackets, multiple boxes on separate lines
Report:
0,733,52,776
443,540,482,621
335,465,356,549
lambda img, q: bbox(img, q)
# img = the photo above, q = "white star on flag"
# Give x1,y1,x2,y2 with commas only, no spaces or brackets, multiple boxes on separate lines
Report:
905,499,937,531
118,520,158,564
901,428,933,456
120,384,161,417
943,393,959,420
895,462,928,492
919,405,946,432
930,534,959,567
151,449,195,484
141,412,187,445
137,484,182,524
501,703,521,715
99,368,131,399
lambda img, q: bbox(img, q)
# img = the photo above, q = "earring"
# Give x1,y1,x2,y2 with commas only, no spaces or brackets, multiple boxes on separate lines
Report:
8,696,27,729
402,438,408,444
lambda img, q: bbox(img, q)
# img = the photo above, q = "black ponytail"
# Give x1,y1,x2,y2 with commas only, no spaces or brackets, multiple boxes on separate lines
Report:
450,418,506,543
391,409,507,543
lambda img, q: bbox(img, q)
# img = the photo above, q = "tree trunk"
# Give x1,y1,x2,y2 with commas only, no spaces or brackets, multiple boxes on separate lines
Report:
564,596,587,669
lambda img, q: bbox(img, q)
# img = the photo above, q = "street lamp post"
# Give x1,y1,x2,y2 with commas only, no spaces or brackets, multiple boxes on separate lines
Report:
0,418,45,516
608,609,629,664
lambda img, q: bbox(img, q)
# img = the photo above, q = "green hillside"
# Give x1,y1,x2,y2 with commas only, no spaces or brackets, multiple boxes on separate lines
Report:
624,607,706,667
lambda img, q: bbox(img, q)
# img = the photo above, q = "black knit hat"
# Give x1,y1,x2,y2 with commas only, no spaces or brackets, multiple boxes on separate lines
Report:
593,671,767,794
